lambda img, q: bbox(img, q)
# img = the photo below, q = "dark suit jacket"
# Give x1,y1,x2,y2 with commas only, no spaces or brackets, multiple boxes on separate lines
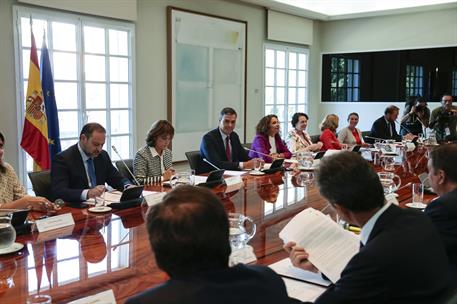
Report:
314,205,452,304
369,116,402,142
200,128,250,172
125,264,292,304
425,188,457,280
51,144,128,202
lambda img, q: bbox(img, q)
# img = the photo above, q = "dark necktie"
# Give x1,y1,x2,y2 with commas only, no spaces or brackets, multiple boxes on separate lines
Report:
388,122,393,138
225,136,231,161
359,241,365,250
87,158,97,188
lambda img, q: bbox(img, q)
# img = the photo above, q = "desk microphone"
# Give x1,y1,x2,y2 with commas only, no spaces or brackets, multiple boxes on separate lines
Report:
203,158,221,170
54,198,65,208
112,145,140,186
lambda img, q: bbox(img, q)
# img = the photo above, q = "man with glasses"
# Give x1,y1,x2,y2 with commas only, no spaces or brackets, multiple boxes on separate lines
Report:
430,93,457,142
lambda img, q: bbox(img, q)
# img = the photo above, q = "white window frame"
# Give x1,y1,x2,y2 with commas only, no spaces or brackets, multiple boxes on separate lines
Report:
13,5,136,187
263,43,309,139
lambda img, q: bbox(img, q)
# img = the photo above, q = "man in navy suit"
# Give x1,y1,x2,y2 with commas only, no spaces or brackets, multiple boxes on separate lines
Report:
425,144,457,280
200,107,260,172
125,185,293,304
51,123,130,203
285,152,452,304
369,105,414,143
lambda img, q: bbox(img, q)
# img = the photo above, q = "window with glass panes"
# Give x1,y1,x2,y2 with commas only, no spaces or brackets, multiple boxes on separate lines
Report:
330,57,360,102
405,65,424,97
13,6,134,189
264,44,308,139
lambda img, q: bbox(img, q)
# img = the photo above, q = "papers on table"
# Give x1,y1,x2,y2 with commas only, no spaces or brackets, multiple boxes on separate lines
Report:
102,191,123,203
68,289,116,304
223,170,247,176
279,208,359,283
143,191,167,207
282,277,327,302
269,258,331,287
194,175,208,185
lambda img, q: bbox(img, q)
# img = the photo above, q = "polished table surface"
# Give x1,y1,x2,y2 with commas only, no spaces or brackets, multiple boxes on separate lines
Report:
0,146,436,303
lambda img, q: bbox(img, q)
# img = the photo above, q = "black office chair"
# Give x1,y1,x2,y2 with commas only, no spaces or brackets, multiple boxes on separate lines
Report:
115,159,135,183
185,151,206,174
361,131,371,143
28,170,52,200
310,134,320,143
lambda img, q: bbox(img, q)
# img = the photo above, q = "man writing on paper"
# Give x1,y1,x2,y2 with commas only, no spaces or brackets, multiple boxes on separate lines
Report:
126,185,292,304
200,107,261,172
284,152,452,304
51,123,131,203
425,144,457,280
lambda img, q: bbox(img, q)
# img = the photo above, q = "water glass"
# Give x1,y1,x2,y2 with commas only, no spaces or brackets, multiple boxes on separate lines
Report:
296,172,314,187
378,172,401,194
412,183,424,205
26,294,52,304
298,152,314,169
254,158,262,171
0,213,16,250
381,155,395,171
171,172,192,188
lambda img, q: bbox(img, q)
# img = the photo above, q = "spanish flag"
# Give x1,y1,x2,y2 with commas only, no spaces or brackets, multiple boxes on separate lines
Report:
20,29,50,170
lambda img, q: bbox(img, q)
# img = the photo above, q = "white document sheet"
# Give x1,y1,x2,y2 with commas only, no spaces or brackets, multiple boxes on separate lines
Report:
68,289,116,304
279,208,359,283
282,277,327,302
269,258,331,287
102,191,122,203
223,170,247,176
194,175,208,184
144,192,168,207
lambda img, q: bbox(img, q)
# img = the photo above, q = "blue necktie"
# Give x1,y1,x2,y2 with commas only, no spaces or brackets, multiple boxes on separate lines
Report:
87,158,97,188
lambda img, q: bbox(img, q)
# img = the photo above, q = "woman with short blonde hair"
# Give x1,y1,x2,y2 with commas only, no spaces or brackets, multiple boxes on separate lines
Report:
319,114,343,151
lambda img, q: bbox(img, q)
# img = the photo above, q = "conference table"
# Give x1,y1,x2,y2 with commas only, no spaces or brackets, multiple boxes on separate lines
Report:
0,145,436,303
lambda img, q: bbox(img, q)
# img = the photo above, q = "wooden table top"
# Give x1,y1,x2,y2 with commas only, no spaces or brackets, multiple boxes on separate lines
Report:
0,146,435,303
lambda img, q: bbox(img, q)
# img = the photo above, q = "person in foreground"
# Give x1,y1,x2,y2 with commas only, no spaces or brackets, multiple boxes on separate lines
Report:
286,112,323,153
369,105,414,142
125,185,292,304
249,114,292,162
425,144,457,280
200,107,259,172
134,120,175,181
0,132,55,211
51,123,130,203
284,152,452,304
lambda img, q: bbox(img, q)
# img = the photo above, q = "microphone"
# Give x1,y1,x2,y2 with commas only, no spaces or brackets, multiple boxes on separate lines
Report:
203,158,221,170
54,198,65,208
112,145,140,186
243,147,271,158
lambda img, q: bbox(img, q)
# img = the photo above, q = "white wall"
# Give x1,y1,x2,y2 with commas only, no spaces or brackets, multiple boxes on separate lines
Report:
314,8,457,132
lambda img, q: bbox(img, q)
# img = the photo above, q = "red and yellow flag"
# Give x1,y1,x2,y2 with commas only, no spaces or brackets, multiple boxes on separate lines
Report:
20,30,50,170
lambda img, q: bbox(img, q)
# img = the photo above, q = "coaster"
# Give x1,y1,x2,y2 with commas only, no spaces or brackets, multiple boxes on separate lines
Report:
88,206,112,213
0,242,24,255
405,202,427,209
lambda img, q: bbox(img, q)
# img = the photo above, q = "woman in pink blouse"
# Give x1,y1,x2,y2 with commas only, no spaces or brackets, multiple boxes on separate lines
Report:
319,114,344,151
249,115,292,163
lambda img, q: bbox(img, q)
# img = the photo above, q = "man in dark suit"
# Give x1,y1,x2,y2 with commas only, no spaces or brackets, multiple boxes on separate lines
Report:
125,185,292,304
51,123,130,203
369,105,414,143
200,107,260,172
285,152,452,304
425,144,457,280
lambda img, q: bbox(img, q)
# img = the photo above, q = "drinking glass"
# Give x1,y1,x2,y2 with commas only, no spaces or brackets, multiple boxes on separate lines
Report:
296,172,315,187
412,183,426,208
378,172,401,194
298,152,314,169
381,155,396,171
0,213,16,250
254,158,262,172
171,172,192,188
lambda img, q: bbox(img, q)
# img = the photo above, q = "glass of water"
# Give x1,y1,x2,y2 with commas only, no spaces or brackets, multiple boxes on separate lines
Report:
254,158,262,172
412,183,426,208
0,213,16,250
171,172,192,188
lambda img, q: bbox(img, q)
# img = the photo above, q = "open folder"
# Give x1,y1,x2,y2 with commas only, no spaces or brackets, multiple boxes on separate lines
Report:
279,208,359,283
